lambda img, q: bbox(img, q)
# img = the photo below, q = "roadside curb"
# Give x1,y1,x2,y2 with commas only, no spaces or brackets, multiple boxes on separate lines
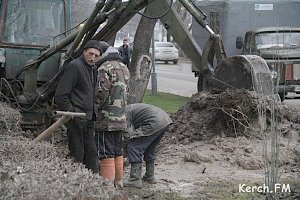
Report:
179,57,191,62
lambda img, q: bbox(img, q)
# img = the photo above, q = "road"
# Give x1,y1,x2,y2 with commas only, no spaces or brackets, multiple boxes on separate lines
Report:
147,59,198,97
283,97,300,106
146,58,300,106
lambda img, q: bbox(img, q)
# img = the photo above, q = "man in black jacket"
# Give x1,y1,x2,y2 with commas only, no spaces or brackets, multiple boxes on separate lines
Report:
55,40,102,173
118,38,133,66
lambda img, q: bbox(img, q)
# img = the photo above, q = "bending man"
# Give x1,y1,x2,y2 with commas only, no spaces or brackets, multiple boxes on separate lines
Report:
124,103,172,188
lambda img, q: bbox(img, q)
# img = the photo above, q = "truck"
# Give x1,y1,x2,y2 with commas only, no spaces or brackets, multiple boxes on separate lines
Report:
191,0,300,100
0,0,273,130
238,26,300,100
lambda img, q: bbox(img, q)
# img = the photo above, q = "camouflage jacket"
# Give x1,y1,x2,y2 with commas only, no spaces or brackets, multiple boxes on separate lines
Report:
95,60,130,131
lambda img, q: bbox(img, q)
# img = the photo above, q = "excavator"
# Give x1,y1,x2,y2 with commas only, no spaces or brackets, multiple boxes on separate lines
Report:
0,0,273,130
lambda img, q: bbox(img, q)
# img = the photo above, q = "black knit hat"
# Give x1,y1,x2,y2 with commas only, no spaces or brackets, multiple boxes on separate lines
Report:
83,40,102,52
99,41,110,52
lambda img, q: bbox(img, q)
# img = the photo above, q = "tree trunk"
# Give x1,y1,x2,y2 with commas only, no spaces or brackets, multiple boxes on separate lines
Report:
127,6,157,104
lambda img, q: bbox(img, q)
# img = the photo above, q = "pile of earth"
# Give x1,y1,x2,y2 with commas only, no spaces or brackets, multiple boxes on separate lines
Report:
1,90,299,200
165,89,297,145
153,90,300,199
0,103,126,200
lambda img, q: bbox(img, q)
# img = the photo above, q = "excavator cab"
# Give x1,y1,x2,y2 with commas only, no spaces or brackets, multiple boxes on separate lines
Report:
0,0,68,82
0,0,70,129
1,0,66,46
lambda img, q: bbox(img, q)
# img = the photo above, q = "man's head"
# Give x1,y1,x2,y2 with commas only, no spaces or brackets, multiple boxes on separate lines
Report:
123,38,129,46
99,41,110,53
83,40,102,65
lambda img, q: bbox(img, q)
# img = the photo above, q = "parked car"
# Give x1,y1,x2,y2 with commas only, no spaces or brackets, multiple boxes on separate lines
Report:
150,42,179,64
114,40,123,48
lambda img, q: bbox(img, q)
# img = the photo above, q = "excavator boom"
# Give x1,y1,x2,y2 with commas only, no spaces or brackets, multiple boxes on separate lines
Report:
0,0,273,130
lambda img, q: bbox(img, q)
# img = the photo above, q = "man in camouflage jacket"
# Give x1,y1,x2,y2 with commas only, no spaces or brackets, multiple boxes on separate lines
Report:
95,41,130,188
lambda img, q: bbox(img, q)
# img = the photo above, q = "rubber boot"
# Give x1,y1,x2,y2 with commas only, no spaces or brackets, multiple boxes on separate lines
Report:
114,156,124,189
124,163,143,189
100,158,115,182
142,161,157,184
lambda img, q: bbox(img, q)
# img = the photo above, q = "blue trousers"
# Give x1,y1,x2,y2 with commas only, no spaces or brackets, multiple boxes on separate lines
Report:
95,131,123,159
127,125,168,164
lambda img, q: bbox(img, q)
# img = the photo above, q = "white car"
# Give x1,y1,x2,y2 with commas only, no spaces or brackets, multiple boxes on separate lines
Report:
150,42,179,64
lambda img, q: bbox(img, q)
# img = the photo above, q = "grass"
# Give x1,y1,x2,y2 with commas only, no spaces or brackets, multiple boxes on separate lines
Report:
142,89,189,113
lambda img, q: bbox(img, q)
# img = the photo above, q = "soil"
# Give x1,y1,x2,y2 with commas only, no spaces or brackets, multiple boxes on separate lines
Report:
123,90,300,199
1,90,300,200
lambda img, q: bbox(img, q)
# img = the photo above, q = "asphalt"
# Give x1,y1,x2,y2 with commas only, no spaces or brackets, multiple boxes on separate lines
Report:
148,58,198,97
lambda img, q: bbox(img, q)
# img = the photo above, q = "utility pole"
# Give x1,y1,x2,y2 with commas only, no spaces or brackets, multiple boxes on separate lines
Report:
151,31,157,95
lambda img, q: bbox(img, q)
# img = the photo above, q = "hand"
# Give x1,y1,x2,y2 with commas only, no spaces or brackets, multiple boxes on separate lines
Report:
74,116,87,127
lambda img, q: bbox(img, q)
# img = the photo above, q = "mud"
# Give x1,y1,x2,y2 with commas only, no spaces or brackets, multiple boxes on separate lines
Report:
150,90,300,199
166,89,287,144
0,102,22,135
1,90,300,199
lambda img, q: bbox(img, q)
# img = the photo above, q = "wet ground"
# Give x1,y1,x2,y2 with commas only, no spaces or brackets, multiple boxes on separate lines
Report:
121,91,300,199
1,90,300,199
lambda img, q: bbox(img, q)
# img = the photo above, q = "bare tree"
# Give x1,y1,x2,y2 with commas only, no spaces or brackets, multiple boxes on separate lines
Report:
127,7,157,104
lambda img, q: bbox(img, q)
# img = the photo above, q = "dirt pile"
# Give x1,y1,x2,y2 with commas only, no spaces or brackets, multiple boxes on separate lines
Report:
0,102,22,135
0,103,126,200
154,90,300,199
166,89,289,144
1,93,299,200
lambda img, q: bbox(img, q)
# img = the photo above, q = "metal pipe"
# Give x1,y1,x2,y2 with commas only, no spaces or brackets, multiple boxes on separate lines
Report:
16,29,79,79
205,25,215,35
16,8,114,78
34,111,86,143
81,8,116,48
33,116,71,143
93,0,148,41
64,0,106,59
23,64,38,95
54,111,86,117
151,32,157,95
101,0,116,12
178,0,215,35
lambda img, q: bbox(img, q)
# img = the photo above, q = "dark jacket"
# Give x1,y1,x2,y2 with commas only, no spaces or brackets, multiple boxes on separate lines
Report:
54,55,97,120
118,44,133,65
124,103,173,139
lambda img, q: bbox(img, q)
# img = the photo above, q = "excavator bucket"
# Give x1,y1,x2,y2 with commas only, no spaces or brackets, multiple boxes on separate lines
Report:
209,55,273,95
173,0,274,96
